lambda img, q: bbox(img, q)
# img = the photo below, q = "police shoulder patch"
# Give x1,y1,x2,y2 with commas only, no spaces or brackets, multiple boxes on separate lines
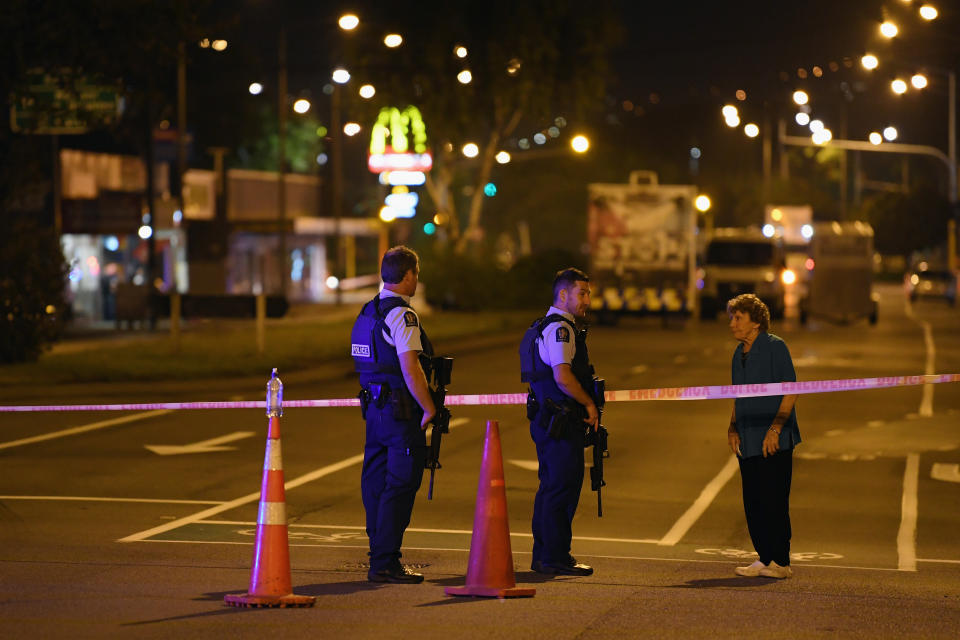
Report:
555,326,570,343
403,311,418,327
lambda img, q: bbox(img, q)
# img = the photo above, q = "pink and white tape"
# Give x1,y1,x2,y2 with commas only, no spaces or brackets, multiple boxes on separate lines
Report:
0,374,957,413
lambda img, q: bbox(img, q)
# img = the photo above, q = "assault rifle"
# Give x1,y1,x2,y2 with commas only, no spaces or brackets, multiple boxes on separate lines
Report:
425,356,453,500
586,377,609,517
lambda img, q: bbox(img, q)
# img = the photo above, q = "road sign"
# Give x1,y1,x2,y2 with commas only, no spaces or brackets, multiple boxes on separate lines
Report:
9,69,122,135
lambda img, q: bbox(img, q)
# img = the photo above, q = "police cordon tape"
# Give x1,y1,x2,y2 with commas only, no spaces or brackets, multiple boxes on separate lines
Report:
0,374,958,413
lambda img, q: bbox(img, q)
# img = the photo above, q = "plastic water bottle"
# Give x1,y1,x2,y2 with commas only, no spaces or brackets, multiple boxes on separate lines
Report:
266,368,283,417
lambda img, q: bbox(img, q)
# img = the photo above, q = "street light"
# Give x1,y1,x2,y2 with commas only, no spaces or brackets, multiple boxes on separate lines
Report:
883,126,898,141
911,73,928,89
721,104,738,118
809,119,824,133
462,142,479,157
571,135,590,153
725,114,741,127
880,21,899,38
891,79,908,94
248,82,263,95
358,84,376,99
495,151,511,164
694,194,711,212
919,5,938,20
861,54,879,70
343,122,361,136
293,98,311,113
454,45,468,58
457,70,472,84
792,90,809,105
744,123,760,138
383,33,403,48
869,131,883,145
332,68,351,84
795,112,810,126
338,14,359,30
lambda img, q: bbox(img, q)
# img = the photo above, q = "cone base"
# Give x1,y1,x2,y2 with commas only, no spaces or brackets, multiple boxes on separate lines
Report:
224,593,316,608
445,585,536,598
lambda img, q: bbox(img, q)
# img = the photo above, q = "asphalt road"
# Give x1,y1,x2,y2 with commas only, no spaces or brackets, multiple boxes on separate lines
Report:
2,284,959,639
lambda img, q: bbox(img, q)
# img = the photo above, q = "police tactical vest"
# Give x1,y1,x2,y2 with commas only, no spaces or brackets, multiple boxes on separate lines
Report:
519,314,594,424
351,294,434,390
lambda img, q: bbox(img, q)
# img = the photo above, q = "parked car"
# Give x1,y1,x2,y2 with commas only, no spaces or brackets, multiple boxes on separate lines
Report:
905,269,958,305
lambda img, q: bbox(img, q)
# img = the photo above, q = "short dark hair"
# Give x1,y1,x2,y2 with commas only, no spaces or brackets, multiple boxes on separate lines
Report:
553,267,590,302
381,245,419,284
726,294,770,333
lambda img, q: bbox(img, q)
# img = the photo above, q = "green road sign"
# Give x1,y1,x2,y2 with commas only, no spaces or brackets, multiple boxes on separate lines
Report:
9,69,122,135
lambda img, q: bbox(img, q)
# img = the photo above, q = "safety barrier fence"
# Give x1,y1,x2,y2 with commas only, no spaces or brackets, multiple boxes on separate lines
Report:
1,374,957,413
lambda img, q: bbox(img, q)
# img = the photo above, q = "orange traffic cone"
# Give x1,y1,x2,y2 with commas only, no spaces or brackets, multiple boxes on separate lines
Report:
225,371,315,608
446,420,535,598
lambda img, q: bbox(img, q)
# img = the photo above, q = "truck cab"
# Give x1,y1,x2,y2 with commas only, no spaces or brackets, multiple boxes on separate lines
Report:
699,227,787,319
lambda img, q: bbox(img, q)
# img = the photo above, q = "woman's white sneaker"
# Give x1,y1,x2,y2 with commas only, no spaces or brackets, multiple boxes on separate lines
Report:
734,560,767,577
759,561,793,579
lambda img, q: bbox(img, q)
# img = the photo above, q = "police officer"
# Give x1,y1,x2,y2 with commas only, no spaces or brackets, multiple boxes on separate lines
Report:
520,267,599,576
351,246,436,584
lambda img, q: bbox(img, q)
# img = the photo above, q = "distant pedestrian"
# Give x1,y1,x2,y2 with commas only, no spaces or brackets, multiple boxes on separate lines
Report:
520,267,601,576
351,246,436,584
726,294,801,579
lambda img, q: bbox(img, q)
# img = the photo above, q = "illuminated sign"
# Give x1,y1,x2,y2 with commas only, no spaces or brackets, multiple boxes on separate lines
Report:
368,106,432,173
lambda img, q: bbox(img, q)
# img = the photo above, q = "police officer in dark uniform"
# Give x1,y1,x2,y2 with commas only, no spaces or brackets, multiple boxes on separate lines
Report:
351,246,436,584
520,267,599,576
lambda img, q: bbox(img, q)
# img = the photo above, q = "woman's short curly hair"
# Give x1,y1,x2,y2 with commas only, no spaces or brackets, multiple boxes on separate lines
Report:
726,293,770,333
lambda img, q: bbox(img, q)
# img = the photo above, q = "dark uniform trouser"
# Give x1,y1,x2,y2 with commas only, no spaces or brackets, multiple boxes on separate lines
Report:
530,422,585,566
361,406,426,572
738,448,793,567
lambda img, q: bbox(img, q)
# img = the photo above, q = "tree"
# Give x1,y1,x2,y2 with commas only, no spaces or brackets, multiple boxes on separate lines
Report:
356,0,621,252
861,187,952,259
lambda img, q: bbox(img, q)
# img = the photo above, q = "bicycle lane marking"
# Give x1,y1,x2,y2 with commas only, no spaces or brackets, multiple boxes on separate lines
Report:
117,453,365,543
0,410,173,451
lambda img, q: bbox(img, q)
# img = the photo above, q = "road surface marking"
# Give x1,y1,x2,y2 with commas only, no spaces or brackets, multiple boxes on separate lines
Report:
145,430,255,455
0,495,223,505
117,453,364,543
917,558,960,564
0,410,172,451
897,453,919,572
904,300,935,417
508,459,540,471
658,455,738,546
629,364,649,374
449,417,470,428
931,462,960,483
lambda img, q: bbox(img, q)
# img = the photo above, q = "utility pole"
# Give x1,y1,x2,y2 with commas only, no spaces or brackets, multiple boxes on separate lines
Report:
277,22,288,297
331,82,344,305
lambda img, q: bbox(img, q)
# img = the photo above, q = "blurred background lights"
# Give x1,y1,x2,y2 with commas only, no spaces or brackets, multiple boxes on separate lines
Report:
771,208,783,221
138,225,153,240
721,104,738,118
343,122,361,136
809,119,824,133
379,206,397,222
332,68,351,84
325,275,340,289
383,33,403,48
533,133,547,144
483,182,497,197
571,135,590,153
248,82,263,95
495,151,511,164
548,126,560,138
880,21,898,38
462,142,479,157
423,222,436,235
919,5,938,20
891,79,908,94
911,74,928,89
457,70,472,84
211,39,228,51
338,14,359,30
883,126,898,141
744,123,759,138
359,84,376,99
694,194,711,212
861,54,879,70
316,125,328,137
104,236,120,251
792,90,809,105
454,45,468,58
781,269,797,285
795,112,810,126
316,152,329,165
801,224,814,240
172,209,183,224
293,98,311,114
690,146,701,159
518,138,530,149
762,224,776,238
869,131,883,145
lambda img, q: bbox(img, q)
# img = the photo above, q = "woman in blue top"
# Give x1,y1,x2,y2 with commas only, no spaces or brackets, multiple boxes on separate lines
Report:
726,294,800,579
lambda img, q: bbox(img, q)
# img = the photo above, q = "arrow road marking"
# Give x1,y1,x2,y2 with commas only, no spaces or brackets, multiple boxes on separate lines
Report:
932,463,960,483
145,431,255,455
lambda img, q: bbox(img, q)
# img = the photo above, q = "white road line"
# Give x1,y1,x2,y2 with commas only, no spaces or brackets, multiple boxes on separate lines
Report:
897,453,920,572
0,410,173,451
917,558,960,564
448,417,470,428
117,453,365,543
0,495,224,505
904,300,935,417
658,455,738,546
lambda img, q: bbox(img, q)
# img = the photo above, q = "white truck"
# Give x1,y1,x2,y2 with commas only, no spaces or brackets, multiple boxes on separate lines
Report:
586,171,697,323
698,227,789,320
